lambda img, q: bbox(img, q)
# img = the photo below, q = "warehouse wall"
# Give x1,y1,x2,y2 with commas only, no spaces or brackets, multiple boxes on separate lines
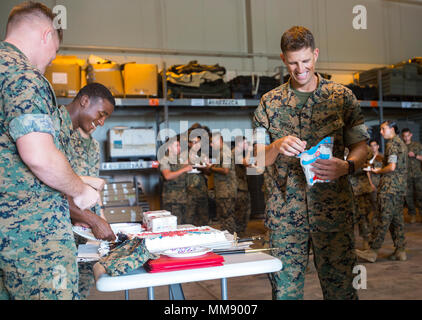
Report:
1,0,421,78
1,0,421,158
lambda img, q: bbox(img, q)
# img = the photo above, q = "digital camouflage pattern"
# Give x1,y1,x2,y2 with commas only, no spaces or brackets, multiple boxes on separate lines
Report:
371,193,406,250
367,154,383,233
233,149,251,233
349,147,373,242
404,141,422,216
160,154,188,224
56,108,103,217
253,73,368,300
234,190,251,234
368,154,383,189
57,108,103,299
353,194,372,242
0,41,78,299
378,135,408,196
349,146,372,197
70,129,101,177
405,141,422,177
186,171,209,226
99,238,158,276
253,73,369,234
213,145,237,198
371,135,407,251
214,145,237,233
268,228,357,300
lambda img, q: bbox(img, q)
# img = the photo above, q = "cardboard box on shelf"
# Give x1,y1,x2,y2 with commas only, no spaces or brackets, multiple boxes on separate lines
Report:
102,188,135,197
103,181,135,191
87,63,124,97
103,206,143,223
123,63,158,96
107,126,156,160
44,56,83,97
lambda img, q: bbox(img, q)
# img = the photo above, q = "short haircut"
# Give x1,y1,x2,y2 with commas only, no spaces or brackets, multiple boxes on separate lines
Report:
381,120,399,134
280,26,315,53
7,1,63,42
369,139,379,145
75,83,116,108
401,128,411,134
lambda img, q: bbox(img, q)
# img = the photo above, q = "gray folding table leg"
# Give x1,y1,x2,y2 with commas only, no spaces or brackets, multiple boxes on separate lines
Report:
147,287,155,300
221,278,228,300
169,284,185,300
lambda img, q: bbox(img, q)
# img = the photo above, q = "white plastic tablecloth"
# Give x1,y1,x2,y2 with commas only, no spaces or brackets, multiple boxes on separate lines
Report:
94,252,282,293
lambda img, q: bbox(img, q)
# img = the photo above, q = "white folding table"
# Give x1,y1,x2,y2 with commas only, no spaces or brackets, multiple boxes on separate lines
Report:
93,252,282,300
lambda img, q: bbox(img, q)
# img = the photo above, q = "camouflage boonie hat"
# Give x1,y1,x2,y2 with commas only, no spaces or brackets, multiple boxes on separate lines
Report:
99,238,159,276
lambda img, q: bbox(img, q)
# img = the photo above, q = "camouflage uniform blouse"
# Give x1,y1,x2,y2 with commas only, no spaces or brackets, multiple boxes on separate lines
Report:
57,105,102,215
349,147,373,196
159,154,187,204
378,135,408,195
405,141,422,178
253,73,369,233
0,41,73,241
369,154,383,188
213,144,237,198
232,149,249,192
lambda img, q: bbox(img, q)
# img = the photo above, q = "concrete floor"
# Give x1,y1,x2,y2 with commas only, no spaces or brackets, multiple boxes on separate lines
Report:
87,213,422,300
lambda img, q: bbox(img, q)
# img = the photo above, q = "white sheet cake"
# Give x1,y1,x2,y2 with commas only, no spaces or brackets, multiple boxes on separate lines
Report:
127,226,229,253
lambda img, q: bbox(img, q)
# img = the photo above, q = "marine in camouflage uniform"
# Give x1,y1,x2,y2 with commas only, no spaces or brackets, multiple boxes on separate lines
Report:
403,139,422,219
253,73,369,300
57,104,102,300
71,128,102,300
349,146,373,247
367,151,383,232
232,148,252,234
371,135,408,253
159,147,189,225
0,41,79,299
186,150,209,226
212,141,238,234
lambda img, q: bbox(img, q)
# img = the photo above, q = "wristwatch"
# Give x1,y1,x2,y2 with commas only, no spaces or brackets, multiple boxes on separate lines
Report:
346,160,355,175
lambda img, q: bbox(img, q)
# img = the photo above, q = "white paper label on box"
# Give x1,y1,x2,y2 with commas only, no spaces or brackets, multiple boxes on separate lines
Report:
191,99,205,106
52,72,68,84
207,99,246,106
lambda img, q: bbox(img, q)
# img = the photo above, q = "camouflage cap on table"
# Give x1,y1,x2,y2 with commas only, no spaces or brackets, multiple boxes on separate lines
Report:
99,238,159,276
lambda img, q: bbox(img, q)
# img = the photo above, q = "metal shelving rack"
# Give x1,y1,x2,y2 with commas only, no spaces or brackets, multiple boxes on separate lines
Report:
57,74,422,173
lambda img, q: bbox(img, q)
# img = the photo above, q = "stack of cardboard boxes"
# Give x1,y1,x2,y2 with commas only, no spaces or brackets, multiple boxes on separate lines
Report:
45,55,158,98
101,181,143,223
357,61,422,99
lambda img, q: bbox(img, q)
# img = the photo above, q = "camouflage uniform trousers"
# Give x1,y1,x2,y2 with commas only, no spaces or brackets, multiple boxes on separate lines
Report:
163,201,187,225
268,229,358,300
234,190,251,234
75,235,95,300
215,197,236,234
368,191,378,232
371,193,406,250
0,237,79,300
405,176,422,216
186,194,209,226
355,193,373,242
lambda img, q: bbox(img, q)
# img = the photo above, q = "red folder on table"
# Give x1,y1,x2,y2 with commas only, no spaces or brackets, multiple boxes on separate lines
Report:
144,252,224,273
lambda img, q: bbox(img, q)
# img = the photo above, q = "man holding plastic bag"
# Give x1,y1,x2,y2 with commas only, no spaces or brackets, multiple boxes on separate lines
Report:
253,26,369,300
